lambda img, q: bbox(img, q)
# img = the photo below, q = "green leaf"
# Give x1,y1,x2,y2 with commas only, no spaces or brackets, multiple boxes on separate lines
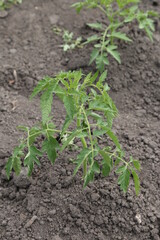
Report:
17,126,28,132
92,161,100,173
109,32,132,42
24,146,42,176
99,150,111,166
116,165,126,174
29,127,41,146
99,70,107,83
5,143,25,179
102,163,110,177
132,169,140,195
106,130,121,150
93,129,107,137
40,88,53,124
5,157,13,180
83,170,94,187
89,48,99,65
106,46,121,64
89,71,99,84
74,148,91,176
118,168,130,193
133,160,141,171
85,35,100,44
42,137,59,165
63,95,76,119
71,2,84,13
13,157,21,176
87,22,103,30
96,54,109,72
30,77,52,99
61,115,72,137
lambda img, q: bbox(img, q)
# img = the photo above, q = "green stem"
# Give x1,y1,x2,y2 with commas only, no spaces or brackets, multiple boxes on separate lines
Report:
81,107,94,167
77,112,88,178
101,26,109,55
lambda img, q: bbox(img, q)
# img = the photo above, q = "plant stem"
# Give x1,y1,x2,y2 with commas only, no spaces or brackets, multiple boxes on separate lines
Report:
101,26,109,55
77,113,88,178
82,107,94,167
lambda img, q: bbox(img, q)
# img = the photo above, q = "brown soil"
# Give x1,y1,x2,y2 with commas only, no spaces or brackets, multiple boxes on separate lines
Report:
0,0,160,240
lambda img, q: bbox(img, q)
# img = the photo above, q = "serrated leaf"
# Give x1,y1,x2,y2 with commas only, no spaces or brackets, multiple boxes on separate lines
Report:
92,161,100,173
42,137,59,165
133,160,141,171
106,130,121,150
93,129,107,137
30,77,52,99
89,112,101,120
74,148,91,176
98,70,107,83
118,168,130,193
63,95,76,119
6,143,25,179
24,146,42,176
96,55,109,72
87,22,103,30
85,35,100,44
107,46,121,64
40,88,53,124
13,157,21,176
89,71,99,84
116,165,127,174
102,163,110,177
61,115,72,137
109,32,132,42
132,170,140,195
89,48,99,65
99,150,111,166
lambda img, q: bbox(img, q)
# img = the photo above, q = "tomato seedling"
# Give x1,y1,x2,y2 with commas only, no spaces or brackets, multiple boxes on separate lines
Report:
72,0,158,71
6,70,140,195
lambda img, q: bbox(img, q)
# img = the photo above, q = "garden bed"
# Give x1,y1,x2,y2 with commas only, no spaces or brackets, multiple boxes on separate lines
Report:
0,0,160,239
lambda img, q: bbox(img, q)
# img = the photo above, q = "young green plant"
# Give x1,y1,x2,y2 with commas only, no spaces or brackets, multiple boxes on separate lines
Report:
6,70,140,195
53,26,83,52
72,0,158,71
0,0,22,10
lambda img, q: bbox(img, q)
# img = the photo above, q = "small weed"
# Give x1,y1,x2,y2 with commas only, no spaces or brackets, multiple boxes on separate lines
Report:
53,26,83,51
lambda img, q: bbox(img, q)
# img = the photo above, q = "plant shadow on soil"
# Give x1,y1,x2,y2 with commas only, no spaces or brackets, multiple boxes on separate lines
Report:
0,0,160,239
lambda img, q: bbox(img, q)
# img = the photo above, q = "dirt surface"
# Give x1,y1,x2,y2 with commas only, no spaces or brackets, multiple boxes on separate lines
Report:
0,0,160,239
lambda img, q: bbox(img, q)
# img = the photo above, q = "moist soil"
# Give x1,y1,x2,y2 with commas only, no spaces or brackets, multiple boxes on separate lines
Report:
0,0,160,240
